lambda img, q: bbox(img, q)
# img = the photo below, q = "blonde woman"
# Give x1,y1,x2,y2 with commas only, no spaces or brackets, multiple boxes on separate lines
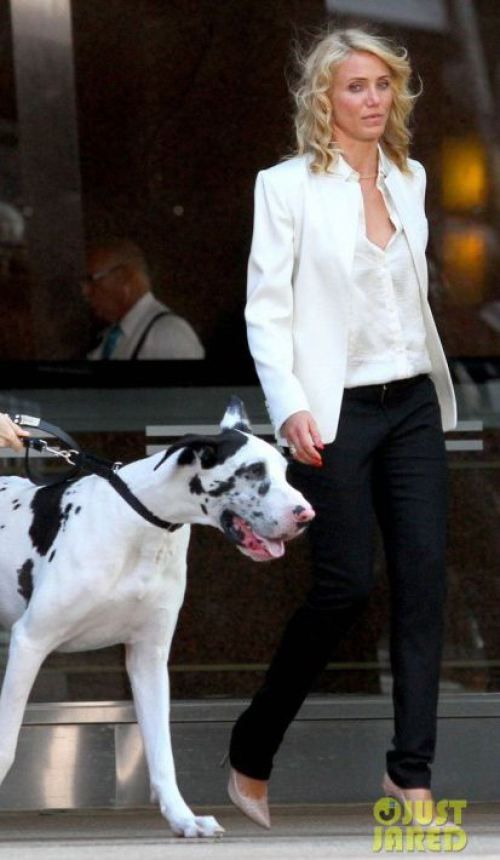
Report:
228,28,456,827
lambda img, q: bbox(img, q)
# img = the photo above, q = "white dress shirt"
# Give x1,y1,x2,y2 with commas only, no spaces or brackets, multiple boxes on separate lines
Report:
341,154,432,387
88,292,205,360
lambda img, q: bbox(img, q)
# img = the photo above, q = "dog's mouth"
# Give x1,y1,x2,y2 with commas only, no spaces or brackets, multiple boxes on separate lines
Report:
220,510,285,562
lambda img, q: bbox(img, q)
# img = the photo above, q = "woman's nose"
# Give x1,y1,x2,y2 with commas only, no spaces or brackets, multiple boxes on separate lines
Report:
366,87,381,105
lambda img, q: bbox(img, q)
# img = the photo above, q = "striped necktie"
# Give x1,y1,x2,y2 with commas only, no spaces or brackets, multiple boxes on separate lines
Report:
101,324,122,359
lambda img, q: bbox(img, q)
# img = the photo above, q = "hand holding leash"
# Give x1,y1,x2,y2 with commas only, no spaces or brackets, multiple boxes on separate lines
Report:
0,413,30,452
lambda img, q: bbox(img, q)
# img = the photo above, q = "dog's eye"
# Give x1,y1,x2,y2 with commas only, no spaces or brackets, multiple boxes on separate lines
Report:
245,462,267,481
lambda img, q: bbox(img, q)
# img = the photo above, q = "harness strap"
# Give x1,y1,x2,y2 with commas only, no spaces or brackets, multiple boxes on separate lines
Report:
75,451,181,531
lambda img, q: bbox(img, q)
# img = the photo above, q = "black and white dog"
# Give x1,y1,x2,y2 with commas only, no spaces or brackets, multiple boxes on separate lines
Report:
0,398,313,837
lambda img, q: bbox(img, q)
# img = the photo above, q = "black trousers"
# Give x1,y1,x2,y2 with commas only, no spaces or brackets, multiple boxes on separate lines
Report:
230,374,448,789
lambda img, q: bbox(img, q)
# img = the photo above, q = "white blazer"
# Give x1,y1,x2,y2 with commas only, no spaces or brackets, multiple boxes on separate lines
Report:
245,149,457,443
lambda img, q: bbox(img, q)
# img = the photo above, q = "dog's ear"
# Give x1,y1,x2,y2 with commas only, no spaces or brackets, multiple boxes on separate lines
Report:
220,396,252,434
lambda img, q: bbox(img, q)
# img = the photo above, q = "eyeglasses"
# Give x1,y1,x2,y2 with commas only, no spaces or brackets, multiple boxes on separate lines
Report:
80,263,123,286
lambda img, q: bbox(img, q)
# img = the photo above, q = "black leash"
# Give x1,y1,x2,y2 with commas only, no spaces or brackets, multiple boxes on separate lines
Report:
12,415,180,532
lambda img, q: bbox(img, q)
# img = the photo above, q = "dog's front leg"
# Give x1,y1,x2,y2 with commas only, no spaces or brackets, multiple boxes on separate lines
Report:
125,640,224,838
0,624,49,785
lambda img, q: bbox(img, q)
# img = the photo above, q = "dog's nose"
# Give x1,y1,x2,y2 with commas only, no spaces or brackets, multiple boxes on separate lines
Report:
293,505,315,524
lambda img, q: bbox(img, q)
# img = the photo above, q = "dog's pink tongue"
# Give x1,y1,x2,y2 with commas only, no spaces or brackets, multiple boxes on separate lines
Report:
259,537,285,559
235,517,285,560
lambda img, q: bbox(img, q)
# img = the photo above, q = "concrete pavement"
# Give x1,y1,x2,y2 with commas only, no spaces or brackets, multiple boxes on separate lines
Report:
0,802,498,859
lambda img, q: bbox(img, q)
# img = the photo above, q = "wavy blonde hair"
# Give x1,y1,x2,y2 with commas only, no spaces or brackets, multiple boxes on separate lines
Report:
290,28,420,174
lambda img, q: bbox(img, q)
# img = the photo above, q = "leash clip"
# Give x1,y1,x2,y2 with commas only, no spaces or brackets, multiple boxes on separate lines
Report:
28,438,79,467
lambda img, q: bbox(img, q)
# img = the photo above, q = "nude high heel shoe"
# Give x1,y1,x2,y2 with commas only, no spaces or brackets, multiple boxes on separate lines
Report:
382,772,456,829
227,767,271,829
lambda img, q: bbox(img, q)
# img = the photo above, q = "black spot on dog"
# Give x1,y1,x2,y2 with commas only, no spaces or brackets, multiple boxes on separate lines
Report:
0,487,6,492
75,506,81,514
29,483,69,557
12,502,21,510
258,480,271,496
17,559,34,604
189,475,204,495
208,477,236,498
49,549,56,563
200,503,207,515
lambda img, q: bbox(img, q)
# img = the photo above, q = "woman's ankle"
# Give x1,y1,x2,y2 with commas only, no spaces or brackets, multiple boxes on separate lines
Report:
233,768,268,799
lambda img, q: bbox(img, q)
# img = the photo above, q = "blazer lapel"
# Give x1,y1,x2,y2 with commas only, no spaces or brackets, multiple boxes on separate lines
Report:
385,168,428,292
314,173,360,277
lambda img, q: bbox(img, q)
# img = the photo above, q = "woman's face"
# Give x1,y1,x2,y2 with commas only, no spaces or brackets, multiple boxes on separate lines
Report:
329,50,393,143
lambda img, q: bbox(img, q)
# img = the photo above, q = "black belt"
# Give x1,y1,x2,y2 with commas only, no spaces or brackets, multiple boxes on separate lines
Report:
343,374,429,402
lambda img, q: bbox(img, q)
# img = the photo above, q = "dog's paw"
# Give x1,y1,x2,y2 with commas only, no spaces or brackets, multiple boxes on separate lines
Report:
171,814,225,838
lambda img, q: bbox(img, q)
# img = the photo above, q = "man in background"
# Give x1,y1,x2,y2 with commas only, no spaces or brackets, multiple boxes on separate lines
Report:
82,238,205,359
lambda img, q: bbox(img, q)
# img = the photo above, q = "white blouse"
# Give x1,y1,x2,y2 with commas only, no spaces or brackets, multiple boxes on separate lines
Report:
342,156,432,388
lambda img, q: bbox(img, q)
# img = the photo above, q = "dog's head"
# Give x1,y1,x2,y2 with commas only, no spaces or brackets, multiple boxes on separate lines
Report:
155,397,314,562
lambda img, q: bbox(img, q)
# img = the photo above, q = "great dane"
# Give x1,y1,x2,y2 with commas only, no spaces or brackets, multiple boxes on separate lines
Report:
0,397,314,837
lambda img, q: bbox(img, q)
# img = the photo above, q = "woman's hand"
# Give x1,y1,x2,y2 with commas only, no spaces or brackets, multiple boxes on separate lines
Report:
0,414,29,452
281,411,324,466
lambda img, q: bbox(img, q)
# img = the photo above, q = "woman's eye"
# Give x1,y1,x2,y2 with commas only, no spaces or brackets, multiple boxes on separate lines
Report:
348,84,362,92
378,80,391,89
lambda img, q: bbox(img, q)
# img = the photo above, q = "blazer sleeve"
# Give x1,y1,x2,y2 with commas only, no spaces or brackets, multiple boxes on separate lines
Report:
245,169,310,435
411,158,427,206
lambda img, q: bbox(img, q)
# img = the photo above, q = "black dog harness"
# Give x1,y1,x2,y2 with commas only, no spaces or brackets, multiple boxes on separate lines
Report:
13,415,180,532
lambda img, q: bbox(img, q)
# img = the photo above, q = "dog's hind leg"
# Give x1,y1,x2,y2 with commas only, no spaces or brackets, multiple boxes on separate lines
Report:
0,622,50,785
125,639,225,838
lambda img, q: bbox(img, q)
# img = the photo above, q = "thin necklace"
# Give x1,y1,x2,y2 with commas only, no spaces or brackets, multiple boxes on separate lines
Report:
358,172,377,180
